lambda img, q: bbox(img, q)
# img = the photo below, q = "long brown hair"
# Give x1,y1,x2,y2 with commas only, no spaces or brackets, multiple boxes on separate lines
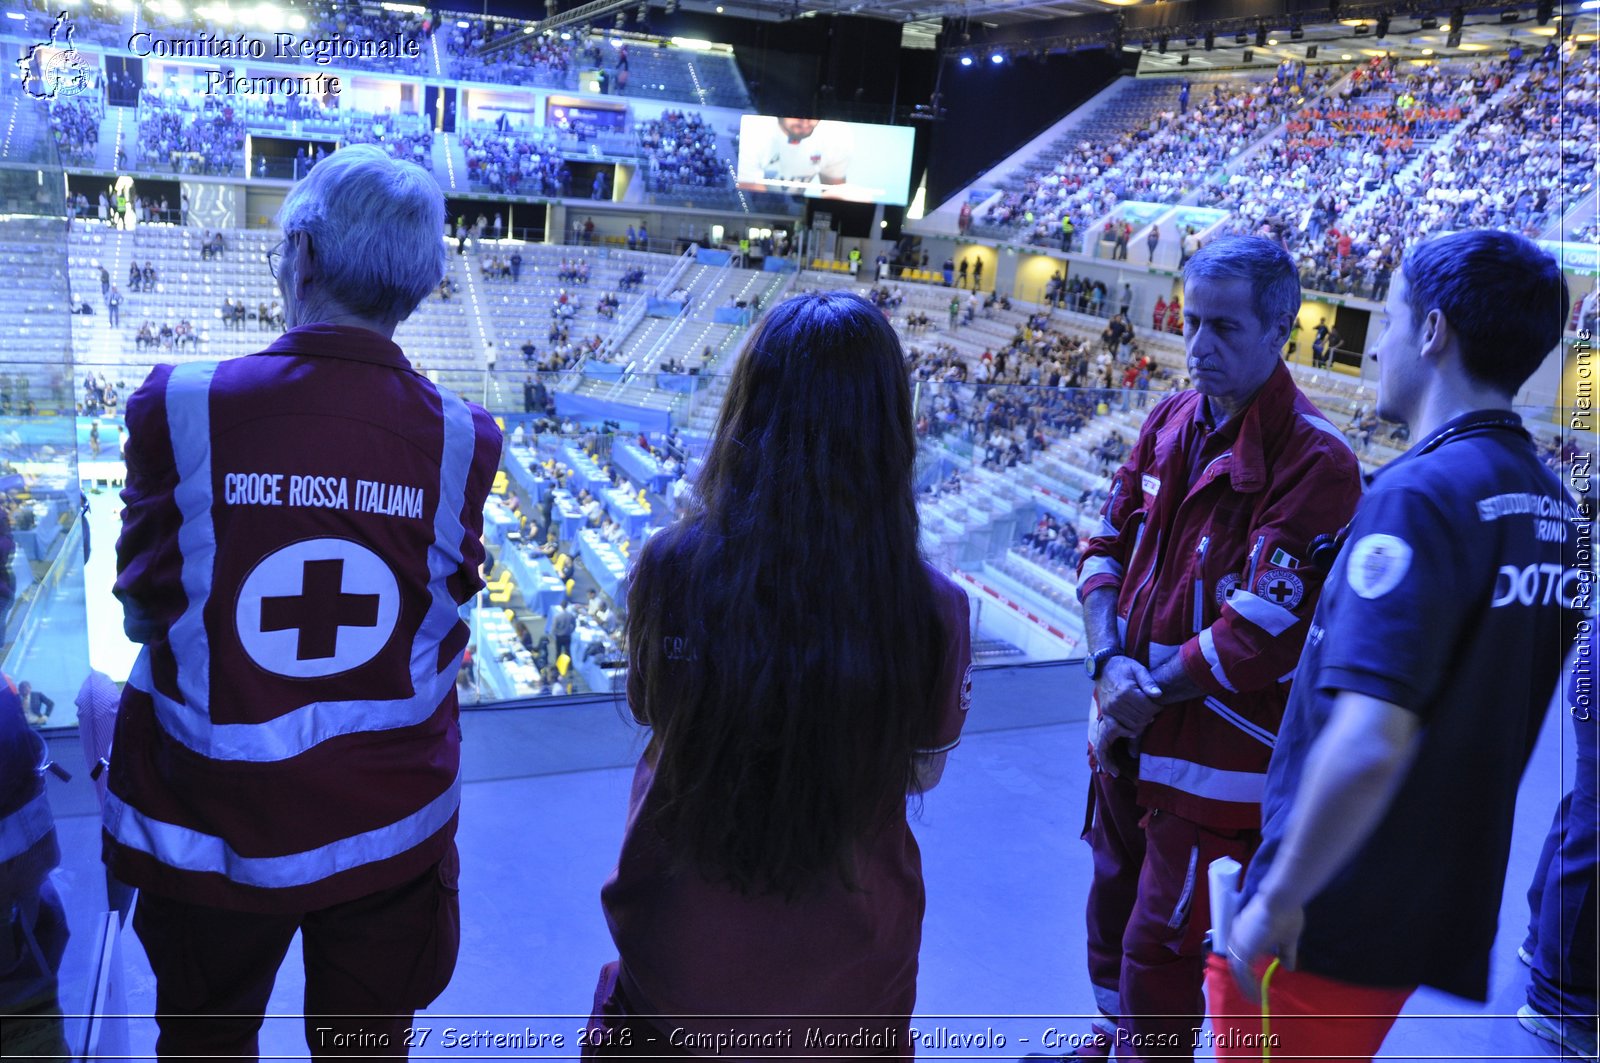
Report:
625,290,946,896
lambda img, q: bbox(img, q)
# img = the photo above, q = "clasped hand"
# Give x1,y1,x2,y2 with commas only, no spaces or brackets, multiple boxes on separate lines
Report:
1096,656,1164,732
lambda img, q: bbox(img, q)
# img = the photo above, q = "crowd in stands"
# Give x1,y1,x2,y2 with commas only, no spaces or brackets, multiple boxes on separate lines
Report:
134,319,198,351
137,92,245,175
556,259,592,284
460,126,572,195
637,111,731,193
1379,43,1595,238
980,64,1343,248
1021,513,1083,570
1210,56,1534,296
48,98,101,165
308,3,432,74
445,20,576,89
218,299,283,332
340,109,434,171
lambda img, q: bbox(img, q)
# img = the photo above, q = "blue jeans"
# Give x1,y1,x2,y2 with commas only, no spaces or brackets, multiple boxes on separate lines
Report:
1523,653,1598,1028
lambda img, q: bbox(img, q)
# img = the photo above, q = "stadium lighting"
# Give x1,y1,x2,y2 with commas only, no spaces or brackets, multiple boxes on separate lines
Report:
457,20,470,29
1267,38,1279,46
1342,52,1354,59
670,37,714,50
990,52,1005,64
959,54,973,66
560,31,572,39
255,3,287,29
524,26,535,33
1583,1,1600,9
4,11,25,19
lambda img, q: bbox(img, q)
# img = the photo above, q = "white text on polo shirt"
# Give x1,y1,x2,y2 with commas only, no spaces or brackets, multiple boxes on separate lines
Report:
223,473,424,519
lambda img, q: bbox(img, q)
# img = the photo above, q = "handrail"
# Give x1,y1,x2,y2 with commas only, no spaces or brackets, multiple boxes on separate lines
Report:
652,245,696,299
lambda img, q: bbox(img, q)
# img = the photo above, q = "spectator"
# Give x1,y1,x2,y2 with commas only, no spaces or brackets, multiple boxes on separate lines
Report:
587,291,972,1051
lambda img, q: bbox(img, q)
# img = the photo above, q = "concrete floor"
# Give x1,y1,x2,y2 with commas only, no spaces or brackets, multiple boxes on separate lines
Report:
34,661,1577,1061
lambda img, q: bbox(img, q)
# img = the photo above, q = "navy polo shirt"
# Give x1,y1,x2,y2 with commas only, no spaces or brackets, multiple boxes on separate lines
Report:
1244,409,1590,1001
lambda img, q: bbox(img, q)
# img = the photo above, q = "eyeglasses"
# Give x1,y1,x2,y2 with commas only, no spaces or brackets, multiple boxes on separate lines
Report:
267,232,305,279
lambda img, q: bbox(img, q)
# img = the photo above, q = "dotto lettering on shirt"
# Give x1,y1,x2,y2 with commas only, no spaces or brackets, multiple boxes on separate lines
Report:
222,472,424,519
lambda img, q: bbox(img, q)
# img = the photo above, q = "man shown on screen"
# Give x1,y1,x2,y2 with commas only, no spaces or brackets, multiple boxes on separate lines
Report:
755,117,851,189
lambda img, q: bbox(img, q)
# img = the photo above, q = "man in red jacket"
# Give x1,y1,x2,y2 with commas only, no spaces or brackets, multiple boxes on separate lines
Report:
1072,235,1362,1061
105,144,502,1059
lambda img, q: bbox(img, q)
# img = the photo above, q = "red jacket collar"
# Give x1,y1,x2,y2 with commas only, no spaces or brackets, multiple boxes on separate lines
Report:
255,324,414,372
1187,361,1300,494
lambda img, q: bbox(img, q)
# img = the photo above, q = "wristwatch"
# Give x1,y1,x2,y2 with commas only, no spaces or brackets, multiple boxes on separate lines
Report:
1085,646,1123,681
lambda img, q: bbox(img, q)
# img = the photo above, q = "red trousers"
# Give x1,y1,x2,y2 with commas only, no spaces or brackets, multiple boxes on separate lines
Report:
1203,952,1414,1061
1084,770,1258,1062
133,847,460,1062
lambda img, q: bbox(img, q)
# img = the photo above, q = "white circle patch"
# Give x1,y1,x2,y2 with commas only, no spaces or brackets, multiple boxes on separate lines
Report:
1215,572,1242,607
235,538,401,679
1254,569,1306,610
1346,533,1413,600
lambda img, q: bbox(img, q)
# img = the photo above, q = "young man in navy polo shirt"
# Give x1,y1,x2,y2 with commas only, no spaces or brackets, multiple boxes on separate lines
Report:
1209,229,1587,1059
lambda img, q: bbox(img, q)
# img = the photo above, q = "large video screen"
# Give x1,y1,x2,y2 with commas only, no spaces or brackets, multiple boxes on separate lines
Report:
736,116,915,206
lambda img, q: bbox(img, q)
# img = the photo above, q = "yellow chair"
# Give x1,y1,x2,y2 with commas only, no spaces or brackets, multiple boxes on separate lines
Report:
491,471,508,496
488,583,514,605
502,609,515,624
494,416,506,431
565,578,576,598
554,552,572,572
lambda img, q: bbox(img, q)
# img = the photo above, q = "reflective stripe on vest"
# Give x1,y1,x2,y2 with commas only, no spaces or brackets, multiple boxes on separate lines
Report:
0,789,54,864
1197,627,1238,692
104,771,461,889
138,360,478,763
1225,589,1300,637
1139,754,1265,805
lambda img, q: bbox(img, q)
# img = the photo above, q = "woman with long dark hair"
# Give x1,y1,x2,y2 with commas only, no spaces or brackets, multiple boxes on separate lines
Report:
586,291,973,1058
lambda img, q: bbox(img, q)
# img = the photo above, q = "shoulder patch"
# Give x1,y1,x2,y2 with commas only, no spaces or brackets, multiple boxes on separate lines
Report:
959,662,974,714
1346,533,1413,599
1253,569,1306,610
1141,474,1162,497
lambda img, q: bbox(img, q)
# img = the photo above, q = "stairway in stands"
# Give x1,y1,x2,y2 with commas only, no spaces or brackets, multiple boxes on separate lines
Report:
94,105,134,171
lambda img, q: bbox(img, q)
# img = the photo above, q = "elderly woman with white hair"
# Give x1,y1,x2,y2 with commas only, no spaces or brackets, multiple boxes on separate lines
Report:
106,144,502,1060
